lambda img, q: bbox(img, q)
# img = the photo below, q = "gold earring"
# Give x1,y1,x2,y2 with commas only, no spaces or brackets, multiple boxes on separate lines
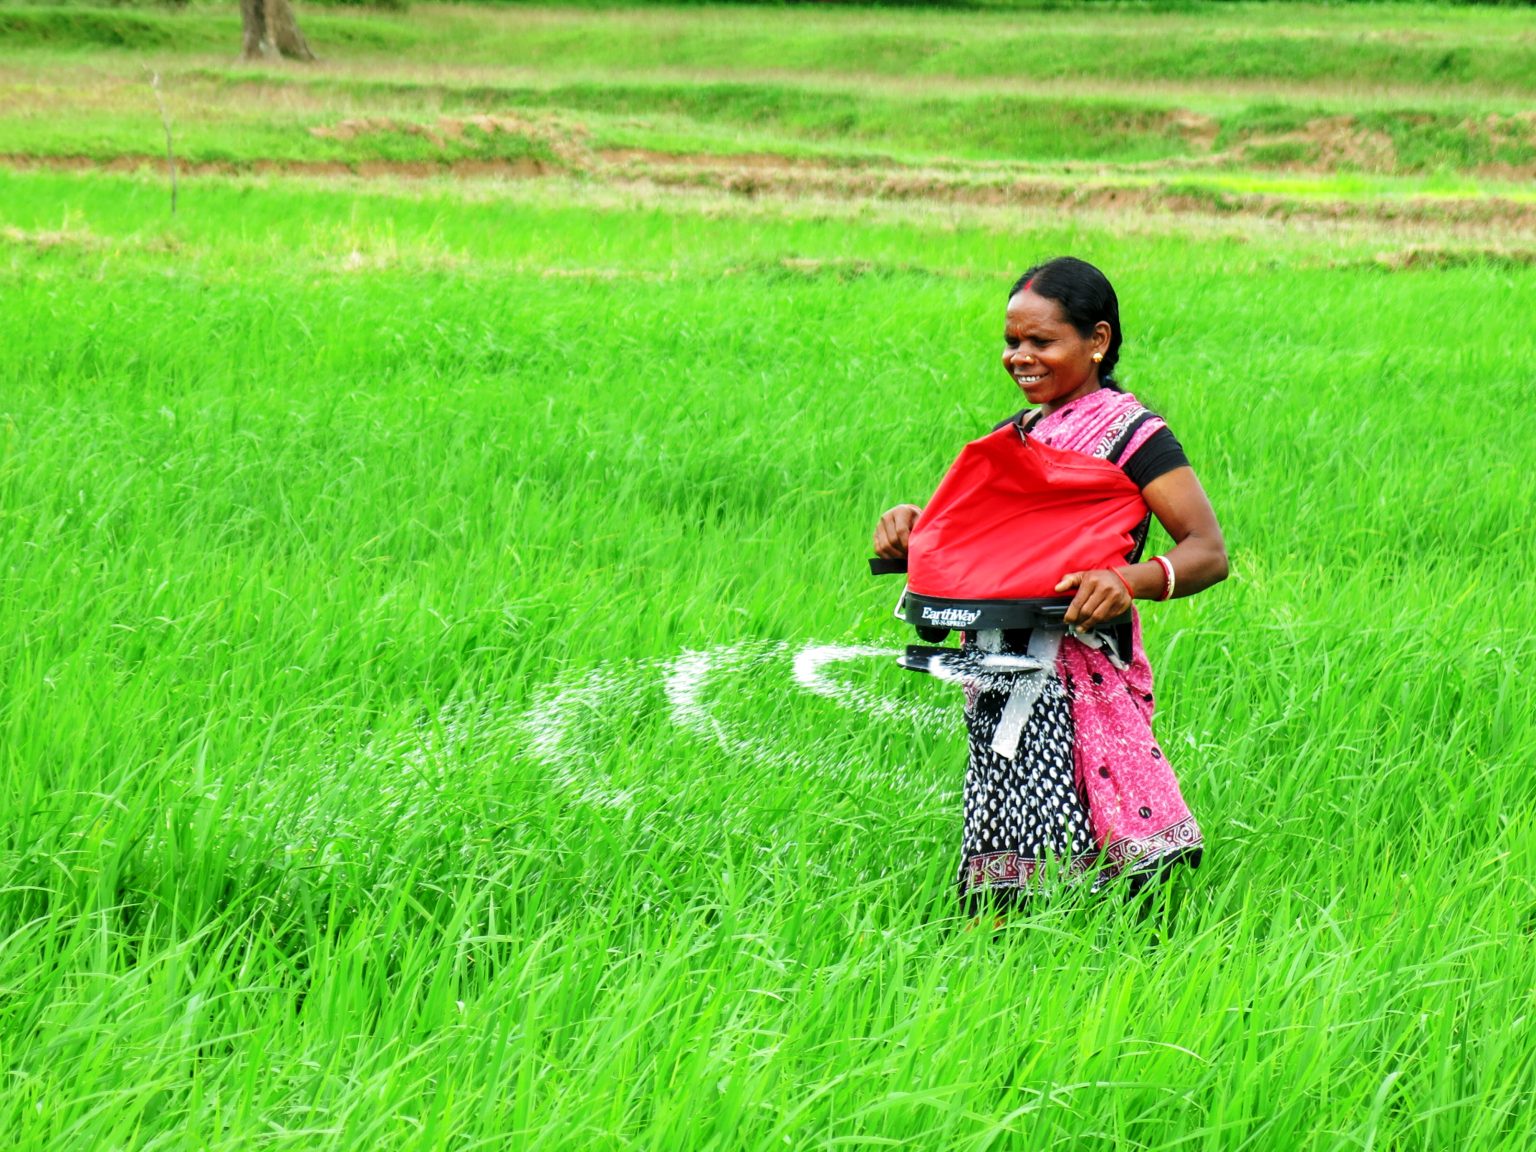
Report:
1092,352,1104,363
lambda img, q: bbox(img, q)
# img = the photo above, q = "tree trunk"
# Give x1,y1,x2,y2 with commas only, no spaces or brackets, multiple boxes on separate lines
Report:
239,0,268,60
268,0,315,62
240,0,315,62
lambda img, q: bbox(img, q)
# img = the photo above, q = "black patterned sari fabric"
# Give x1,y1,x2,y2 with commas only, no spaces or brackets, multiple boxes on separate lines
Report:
959,665,1096,910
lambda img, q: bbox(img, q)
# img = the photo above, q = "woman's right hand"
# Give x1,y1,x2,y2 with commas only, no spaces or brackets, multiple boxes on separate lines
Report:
873,504,923,559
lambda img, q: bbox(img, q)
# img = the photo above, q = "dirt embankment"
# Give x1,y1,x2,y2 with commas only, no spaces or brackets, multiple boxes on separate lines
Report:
307,114,590,166
6,126,1536,236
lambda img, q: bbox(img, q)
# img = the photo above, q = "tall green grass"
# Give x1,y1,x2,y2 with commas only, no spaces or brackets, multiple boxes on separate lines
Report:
2,164,1536,1147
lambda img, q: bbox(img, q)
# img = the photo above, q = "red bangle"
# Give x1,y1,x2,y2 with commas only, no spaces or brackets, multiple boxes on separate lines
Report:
1111,568,1136,600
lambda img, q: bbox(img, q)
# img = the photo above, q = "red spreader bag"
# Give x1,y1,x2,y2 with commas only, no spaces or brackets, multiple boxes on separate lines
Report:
871,422,1149,643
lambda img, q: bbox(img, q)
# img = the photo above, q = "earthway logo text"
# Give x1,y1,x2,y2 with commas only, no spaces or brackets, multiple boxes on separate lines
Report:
920,606,982,627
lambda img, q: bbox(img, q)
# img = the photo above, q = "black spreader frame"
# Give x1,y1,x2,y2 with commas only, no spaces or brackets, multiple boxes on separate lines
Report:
868,556,1132,644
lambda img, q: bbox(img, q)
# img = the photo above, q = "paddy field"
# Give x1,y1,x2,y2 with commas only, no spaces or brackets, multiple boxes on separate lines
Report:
3,2,1536,1147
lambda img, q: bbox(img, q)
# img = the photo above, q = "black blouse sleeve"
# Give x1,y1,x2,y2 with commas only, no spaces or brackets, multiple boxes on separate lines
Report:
1122,425,1190,489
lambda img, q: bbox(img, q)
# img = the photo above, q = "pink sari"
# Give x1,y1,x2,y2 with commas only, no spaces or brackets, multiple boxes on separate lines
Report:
1029,388,1201,881
958,387,1201,897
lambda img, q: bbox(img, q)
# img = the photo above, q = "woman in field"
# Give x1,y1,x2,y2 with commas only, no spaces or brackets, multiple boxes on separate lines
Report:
873,257,1228,909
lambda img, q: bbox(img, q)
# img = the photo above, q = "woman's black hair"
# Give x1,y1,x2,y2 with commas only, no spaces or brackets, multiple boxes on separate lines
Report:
1009,257,1123,387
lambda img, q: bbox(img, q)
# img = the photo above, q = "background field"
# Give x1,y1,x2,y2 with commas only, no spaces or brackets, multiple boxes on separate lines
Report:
4,2,1536,1149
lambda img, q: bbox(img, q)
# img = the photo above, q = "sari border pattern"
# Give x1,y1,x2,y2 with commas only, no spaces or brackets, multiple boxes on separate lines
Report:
959,815,1203,894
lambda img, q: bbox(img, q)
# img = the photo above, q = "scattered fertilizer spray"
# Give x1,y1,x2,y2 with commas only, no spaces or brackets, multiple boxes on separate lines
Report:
266,639,960,873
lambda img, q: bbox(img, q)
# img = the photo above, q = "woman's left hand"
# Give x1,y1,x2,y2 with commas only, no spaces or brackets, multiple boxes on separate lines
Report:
1055,569,1132,632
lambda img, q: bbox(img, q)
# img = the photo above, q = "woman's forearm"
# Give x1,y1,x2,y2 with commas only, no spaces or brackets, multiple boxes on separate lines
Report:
1116,533,1228,601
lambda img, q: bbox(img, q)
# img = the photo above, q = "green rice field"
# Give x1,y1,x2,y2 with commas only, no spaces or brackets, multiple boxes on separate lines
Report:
4,2,1536,1148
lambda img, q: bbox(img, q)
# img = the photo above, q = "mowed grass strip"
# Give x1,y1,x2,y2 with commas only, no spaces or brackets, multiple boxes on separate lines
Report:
6,1,1536,93
2,164,1536,1147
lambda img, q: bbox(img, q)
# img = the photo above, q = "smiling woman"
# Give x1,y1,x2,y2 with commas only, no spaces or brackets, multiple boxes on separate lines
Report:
874,256,1229,911
1002,271,1118,415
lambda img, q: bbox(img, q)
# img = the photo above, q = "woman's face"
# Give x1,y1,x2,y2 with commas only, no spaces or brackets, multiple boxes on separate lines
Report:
1002,290,1111,413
